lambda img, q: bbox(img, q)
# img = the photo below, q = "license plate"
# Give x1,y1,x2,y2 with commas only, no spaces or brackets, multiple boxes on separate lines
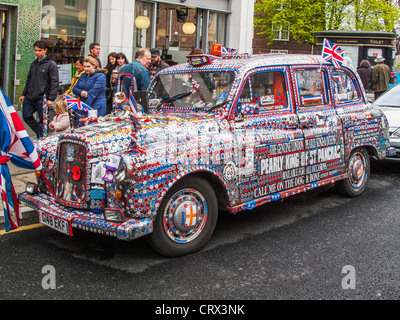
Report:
39,210,73,236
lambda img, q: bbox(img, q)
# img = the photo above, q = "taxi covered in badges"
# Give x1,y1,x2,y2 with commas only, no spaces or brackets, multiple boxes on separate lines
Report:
18,45,391,257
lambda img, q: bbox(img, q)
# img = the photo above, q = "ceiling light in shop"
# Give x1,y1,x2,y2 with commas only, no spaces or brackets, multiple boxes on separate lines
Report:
135,16,150,29
182,22,196,35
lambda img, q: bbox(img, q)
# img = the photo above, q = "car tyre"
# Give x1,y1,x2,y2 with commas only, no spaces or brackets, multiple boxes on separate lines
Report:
335,147,370,197
147,176,218,257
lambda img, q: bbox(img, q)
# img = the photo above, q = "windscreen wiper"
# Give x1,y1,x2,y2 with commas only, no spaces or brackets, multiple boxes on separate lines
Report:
155,92,193,111
207,99,232,112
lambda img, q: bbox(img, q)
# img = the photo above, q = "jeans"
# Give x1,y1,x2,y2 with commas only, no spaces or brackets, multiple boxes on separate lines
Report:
22,98,44,139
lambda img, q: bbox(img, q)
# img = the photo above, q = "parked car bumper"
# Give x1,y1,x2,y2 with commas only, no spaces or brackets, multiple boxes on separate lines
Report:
18,192,153,240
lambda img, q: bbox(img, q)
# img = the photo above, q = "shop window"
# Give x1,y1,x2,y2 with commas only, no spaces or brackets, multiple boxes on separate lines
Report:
135,1,229,65
331,70,361,104
295,69,328,107
208,12,227,52
239,71,288,112
41,0,96,91
134,1,153,50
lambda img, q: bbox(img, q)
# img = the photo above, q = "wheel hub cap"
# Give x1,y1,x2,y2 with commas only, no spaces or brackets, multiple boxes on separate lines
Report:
349,153,366,188
173,199,199,232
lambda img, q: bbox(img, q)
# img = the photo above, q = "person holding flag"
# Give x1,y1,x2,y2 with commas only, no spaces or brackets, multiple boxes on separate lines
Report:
19,40,59,139
72,56,107,126
0,88,43,232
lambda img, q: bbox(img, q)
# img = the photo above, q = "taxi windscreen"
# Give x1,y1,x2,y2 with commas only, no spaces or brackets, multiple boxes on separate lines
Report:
149,71,236,110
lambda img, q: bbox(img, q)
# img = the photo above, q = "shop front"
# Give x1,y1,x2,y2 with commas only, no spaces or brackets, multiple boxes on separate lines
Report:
133,0,231,64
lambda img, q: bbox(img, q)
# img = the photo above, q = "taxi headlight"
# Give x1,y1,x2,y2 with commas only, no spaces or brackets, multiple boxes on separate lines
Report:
26,182,38,195
104,208,125,222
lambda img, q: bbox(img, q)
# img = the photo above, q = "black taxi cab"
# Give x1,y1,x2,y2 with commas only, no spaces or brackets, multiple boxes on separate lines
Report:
19,45,391,257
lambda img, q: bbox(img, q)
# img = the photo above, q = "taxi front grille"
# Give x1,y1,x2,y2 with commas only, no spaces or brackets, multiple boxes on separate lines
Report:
56,140,87,207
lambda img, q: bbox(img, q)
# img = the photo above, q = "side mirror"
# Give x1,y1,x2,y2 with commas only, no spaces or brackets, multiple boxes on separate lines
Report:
239,103,259,115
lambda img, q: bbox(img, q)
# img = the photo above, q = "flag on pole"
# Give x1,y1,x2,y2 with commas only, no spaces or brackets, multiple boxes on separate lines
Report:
322,38,344,68
42,97,48,137
0,88,42,232
129,93,142,130
65,94,92,111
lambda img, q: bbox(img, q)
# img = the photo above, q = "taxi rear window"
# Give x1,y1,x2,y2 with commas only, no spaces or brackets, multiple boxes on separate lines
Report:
295,68,329,107
239,71,288,112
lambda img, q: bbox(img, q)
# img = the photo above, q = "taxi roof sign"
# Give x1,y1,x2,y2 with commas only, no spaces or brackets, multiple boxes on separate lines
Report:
187,54,216,67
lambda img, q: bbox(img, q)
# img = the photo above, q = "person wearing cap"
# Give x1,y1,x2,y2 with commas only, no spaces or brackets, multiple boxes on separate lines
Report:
371,56,391,99
149,48,170,80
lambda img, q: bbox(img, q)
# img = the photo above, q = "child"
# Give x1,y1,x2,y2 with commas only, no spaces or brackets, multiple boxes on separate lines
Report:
50,98,71,134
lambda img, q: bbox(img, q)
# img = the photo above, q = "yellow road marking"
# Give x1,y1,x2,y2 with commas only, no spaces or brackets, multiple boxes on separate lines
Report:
0,223,44,235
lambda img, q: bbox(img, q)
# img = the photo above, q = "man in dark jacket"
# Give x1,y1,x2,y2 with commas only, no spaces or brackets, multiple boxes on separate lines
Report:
19,40,59,138
371,56,391,100
148,48,170,80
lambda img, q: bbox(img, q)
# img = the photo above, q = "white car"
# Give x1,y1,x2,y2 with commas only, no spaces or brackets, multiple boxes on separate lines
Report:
371,84,400,159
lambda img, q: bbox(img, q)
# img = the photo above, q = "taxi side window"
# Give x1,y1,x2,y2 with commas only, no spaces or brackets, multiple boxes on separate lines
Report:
331,70,361,104
295,69,328,107
239,71,287,111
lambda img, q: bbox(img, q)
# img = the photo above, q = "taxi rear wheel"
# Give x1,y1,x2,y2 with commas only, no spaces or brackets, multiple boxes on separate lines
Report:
147,176,218,257
336,148,370,197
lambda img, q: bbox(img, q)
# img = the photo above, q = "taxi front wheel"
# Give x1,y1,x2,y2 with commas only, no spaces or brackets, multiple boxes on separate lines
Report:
336,148,370,197
147,176,218,257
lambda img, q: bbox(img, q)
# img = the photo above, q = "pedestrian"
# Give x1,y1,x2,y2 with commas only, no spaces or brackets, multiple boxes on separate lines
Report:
72,56,107,126
19,40,59,139
164,54,177,66
65,57,85,96
356,60,372,93
105,52,118,114
49,97,70,134
88,42,102,68
149,48,170,80
119,48,151,95
371,56,391,100
116,52,129,71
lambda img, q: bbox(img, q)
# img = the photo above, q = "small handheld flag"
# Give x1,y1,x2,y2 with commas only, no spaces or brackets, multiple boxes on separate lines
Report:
65,94,92,111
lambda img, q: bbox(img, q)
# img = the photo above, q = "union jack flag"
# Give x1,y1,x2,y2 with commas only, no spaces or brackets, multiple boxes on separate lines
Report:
322,38,344,68
221,46,238,55
0,88,42,232
65,94,91,111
